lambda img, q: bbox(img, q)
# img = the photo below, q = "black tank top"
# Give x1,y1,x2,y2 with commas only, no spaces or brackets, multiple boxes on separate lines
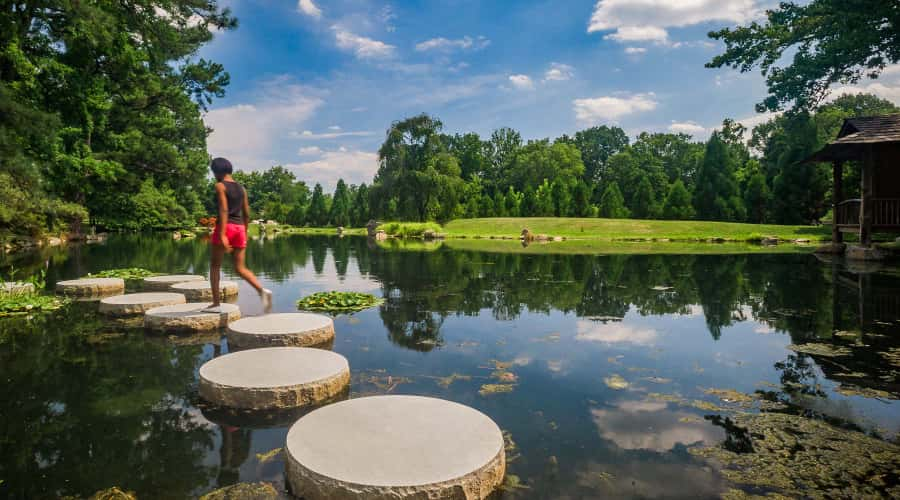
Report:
219,181,245,224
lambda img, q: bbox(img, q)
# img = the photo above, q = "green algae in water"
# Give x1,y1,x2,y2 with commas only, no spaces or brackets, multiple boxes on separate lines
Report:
604,374,629,390
491,370,518,383
499,474,530,492
690,412,900,498
786,342,852,357
86,268,157,281
297,291,384,313
479,383,515,396
199,482,279,500
0,293,68,317
255,447,282,463
703,388,755,404
436,373,472,388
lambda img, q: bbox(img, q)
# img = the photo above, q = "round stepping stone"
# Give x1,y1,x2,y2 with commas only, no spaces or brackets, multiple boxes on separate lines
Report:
56,278,125,297
285,396,506,499
170,280,239,301
199,347,350,410
1,282,35,294
144,302,241,333
98,292,185,316
227,313,335,349
142,274,206,291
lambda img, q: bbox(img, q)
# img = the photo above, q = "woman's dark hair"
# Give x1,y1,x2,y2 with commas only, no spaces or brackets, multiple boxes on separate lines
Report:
210,157,233,175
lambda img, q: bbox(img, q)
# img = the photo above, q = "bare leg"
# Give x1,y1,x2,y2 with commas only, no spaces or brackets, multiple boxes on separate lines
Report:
231,248,264,293
210,244,225,306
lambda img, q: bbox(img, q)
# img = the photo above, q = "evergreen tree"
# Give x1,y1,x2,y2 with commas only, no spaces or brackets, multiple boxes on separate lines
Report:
694,132,745,221
599,182,630,218
771,115,828,224
351,183,370,226
551,179,572,217
534,179,555,216
329,179,352,227
631,176,658,219
743,173,771,223
308,183,328,226
572,181,593,217
662,179,695,220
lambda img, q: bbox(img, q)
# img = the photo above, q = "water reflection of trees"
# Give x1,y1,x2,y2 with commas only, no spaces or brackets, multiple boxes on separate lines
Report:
355,241,841,347
0,307,216,498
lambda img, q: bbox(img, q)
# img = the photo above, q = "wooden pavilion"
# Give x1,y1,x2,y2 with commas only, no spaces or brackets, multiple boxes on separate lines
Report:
809,114,900,255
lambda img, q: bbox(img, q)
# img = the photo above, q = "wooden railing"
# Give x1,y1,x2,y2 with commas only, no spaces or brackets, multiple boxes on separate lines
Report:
835,199,860,226
835,198,900,228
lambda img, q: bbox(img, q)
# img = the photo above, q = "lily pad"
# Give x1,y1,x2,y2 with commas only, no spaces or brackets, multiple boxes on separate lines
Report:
297,291,384,313
604,374,629,390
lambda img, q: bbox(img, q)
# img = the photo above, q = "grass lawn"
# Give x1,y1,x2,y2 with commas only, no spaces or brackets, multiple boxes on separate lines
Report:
442,217,830,242
444,239,814,255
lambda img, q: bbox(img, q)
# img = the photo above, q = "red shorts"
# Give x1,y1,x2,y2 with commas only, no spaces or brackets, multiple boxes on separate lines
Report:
212,223,247,249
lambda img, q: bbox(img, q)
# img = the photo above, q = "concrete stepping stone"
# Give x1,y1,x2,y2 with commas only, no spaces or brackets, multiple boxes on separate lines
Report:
1,282,35,294
285,395,506,500
144,302,241,333
98,292,185,316
142,274,206,291
227,313,334,350
170,280,239,301
199,347,350,410
56,278,125,297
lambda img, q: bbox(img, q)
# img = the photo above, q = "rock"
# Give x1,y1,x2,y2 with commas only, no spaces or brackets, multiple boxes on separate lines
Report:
552,236,563,242
142,274,206,291
227,313,335,349
793,238,811,244
199,347,350,410
170,280,239,301
1,282,35,294
199,482,280,500
56,277,125,297
172,231,182,240
520,228,533,241
814,242,845,254
366,220,380,237
88,487,137,500
284,396,505,500
845,245,885,261
336,226,344,235
47,236,63,246
423,229,437,240
761,237,778,245
375,230,388,241
144,302,241,332
536,234,550,242
98,292,186,316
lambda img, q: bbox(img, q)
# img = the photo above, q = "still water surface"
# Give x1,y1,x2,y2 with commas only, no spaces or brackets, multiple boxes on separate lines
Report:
1,235,898,498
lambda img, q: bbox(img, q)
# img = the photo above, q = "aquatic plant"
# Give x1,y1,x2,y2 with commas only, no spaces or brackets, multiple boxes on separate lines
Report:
603,374,629,390
479,383,515,396
296,291,384,313
0,291,69,317
255,447,282,463
86,267,158,281
199,482,278,500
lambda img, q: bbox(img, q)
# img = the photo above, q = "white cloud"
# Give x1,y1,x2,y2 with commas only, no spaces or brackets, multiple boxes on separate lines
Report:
415,35,490,52
298,146,322,155
588,0,759,46
508,74,535,90
737,111,780,131
575,320,658,345
668,120,707,136
624,47,647,55
605,26,668,43
205,77,322,170
328,125,342,131
573,93,657,124
297,0,322,19
286,150,379,191
333,26,395,59
831,66,900,104
293,130,375,140
544,63,574,82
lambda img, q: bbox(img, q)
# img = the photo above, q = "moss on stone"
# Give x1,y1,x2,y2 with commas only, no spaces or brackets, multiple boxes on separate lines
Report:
199,482,279,500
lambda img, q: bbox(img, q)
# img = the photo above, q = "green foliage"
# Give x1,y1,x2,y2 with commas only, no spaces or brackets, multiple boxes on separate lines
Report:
744,173,771,223
694,133,745,221
631,176,659,219
379,222,443,238
86,268,157,281
599,182,630,219
662,180,694,220
296,291,384,313
0,293,69,317
707,0,899,112
307,184,329,226
329,179,352,227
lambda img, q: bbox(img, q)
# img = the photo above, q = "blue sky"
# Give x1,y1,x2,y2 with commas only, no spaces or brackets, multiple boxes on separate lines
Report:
200,0,900,190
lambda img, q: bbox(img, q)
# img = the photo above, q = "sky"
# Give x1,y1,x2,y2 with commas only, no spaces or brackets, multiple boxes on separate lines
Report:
199,0,900,190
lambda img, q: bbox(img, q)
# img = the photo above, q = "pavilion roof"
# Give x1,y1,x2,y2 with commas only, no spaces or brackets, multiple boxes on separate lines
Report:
807,114,900,162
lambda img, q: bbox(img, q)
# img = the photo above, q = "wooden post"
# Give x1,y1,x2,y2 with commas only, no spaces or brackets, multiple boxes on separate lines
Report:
860,145,874,246
832,161,843,244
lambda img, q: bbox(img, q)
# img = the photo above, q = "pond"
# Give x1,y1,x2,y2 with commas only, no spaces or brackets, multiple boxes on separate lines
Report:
1,234,899,499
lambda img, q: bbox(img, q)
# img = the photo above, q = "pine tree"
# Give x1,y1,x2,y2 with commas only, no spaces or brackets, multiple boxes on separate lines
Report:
599,182,630,218
694,132,744,221
631,176,657,219
308,183,328,226
743,173,770,223
329,179,351,226
572,181,592,217
662,179,695,220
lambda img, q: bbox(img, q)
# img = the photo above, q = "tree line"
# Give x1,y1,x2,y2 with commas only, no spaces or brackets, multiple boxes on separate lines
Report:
242,93,897,228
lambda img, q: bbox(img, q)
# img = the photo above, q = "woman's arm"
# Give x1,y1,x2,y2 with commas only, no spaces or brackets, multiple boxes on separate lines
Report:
215,183,232,251
242,187,251,227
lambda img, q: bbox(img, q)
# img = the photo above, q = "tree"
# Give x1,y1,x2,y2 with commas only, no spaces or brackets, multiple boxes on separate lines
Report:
330,179,352,227
351,183,371,226
662,180,695,220
533,179,555,216
506,140,585,193
485,127,522,183
631,176,658,219
571,181,593,217
573,125,630,184
694,132,745,221
770,115,829,224
551,180,572,217
707,0,900,112
599,182,630,219
744,173,771,223
308,184,328,226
